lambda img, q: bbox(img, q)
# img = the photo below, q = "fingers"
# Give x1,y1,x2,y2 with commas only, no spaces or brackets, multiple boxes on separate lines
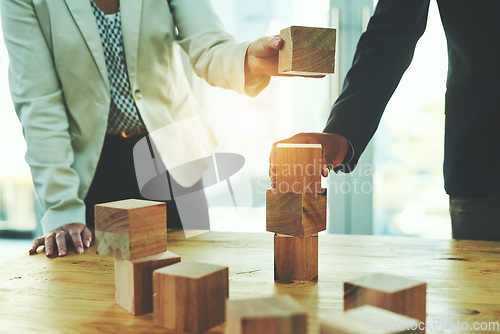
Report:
249,36,281,57
265,36,281,53
320,145,331,177
55,230,67,257
44,233,56,257
269,133,347,182
330,134,349,167
321,162,331,178
82,226,92,248
29,237,45,255
68,228,84,254
32,223,89,257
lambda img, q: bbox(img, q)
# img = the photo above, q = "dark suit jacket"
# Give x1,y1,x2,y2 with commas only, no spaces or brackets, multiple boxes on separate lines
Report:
324,0,500,197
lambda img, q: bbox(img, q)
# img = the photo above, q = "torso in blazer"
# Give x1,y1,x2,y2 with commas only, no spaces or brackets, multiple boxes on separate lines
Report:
2,0,259,233
324,0,500,197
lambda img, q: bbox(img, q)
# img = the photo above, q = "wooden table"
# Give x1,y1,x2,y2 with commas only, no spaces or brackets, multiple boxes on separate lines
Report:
0,231,499,333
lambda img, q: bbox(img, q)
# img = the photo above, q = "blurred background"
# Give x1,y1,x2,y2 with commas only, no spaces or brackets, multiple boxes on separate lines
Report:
0,0,449,260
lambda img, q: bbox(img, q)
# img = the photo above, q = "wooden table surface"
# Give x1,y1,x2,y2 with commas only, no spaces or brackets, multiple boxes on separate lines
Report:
0,231,499,333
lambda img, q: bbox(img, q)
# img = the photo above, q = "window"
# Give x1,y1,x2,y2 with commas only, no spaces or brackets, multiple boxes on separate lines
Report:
372,0,449,238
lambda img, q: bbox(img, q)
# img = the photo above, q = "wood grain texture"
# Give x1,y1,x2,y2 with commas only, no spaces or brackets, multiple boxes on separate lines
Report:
95,199,167,260
278,26,336,75
226,295,307,334
153,262,229,333
1,232,500,333
114,251,181,315
274,234,318,283
266,188,327,237
320,305,421,334
344,273,426,324
275,144,322,194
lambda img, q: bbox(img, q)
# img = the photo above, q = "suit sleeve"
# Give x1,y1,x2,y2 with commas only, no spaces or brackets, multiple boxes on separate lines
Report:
1,0,86,234
324,0,430,173
168,0,269,97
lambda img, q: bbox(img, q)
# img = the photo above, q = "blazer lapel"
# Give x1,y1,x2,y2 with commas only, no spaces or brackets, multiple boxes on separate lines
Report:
120,0,144,88
64,0,110,90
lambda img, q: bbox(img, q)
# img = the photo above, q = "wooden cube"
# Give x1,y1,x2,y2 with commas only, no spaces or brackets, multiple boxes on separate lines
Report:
344,273,426,323
278,25,336,75
274,234,318,283
153,262,229,333
95,199,167,260
320,305,421,333
226,295,307,334
114,251,181,315
266,188,326,237
275,143,322,194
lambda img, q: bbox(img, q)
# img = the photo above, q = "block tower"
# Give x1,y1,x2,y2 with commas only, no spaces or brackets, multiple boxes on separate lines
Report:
267,143,327,283
96,199,229,333
95,199,181,315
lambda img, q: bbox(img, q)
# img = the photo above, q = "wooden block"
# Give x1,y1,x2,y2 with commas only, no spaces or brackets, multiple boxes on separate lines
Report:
153,261,229,333
95,199,167,260
320,305,421,333
266,188,326,237
274,234,318,283
275,143,322,194
278,25,336,75
344,273,426,324
226,295,307,334
114,251,181,315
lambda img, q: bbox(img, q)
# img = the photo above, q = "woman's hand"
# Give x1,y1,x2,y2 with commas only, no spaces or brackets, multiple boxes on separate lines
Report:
269,132,349,188
29,223,92,257
245,36,325,84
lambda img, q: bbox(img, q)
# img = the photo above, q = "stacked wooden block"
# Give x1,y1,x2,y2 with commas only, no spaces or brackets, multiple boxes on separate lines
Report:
267,143,326,283
95,199,175,315
321,273,426,333
96,199,229,333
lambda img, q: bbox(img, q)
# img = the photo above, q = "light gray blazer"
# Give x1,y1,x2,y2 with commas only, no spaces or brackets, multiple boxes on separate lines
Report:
1,0,268,233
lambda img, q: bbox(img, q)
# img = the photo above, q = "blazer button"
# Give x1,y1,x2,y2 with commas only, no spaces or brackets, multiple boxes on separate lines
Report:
134,89,142,100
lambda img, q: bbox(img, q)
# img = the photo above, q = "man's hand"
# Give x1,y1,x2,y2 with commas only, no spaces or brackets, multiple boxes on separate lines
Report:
269,132,349,188
244,36,325,85
29,223,92,257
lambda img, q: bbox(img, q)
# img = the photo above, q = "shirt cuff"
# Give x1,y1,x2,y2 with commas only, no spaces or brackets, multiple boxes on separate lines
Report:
342,136,355,165
41,204,87,235
332,135,355,174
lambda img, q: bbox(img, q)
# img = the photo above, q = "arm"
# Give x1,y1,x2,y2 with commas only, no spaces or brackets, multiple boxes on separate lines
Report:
168,0,273,97
269,0,430,183
1,0,91,256
324,0,430,172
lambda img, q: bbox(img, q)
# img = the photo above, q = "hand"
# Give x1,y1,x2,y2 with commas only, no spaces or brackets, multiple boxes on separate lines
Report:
269,132,349,188
29,223,92,257
244,36,325,84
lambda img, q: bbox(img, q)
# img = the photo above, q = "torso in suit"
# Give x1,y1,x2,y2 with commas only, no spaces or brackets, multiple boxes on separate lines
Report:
1,0,268,233
324,0,500,197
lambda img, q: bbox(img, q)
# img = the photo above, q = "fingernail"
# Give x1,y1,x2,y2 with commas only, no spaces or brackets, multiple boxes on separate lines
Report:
85,240,91,248
59,249,66,256
272,37,281,47
77,247,84,254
